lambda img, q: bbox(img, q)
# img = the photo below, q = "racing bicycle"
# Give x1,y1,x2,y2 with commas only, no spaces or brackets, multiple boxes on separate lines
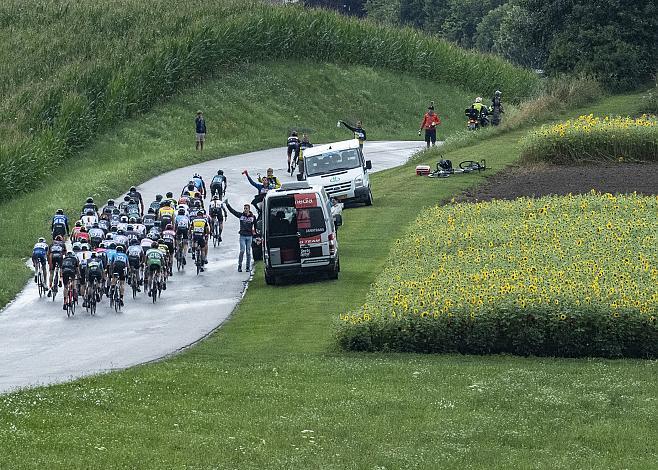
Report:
65,278,76,318
35,262,46,298
51,265,60,301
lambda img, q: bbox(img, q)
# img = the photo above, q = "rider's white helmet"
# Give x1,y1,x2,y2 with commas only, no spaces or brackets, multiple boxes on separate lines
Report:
475,97,483,103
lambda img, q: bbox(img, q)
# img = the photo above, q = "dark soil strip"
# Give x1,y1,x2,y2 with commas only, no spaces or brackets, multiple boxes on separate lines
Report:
457,163,658,202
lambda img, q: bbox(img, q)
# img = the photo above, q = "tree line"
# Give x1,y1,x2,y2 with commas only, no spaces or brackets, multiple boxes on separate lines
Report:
305,0,657,91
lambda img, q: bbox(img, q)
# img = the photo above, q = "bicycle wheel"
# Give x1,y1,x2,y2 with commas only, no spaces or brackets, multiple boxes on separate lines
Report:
37,269,44,298
151,276,158,304
51,269,59,301
68,288,76,316
132,272,138,299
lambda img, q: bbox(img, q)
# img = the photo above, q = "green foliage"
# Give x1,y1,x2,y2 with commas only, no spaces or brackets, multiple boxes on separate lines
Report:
338,193,658,358
520,114,658,164
0,0,537,202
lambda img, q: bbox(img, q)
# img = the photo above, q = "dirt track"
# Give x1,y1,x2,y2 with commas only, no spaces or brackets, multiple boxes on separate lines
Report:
457,162,658,202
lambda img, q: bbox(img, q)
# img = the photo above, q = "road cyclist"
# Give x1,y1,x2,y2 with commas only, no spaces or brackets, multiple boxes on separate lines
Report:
208,195,228,245
210,170,227,198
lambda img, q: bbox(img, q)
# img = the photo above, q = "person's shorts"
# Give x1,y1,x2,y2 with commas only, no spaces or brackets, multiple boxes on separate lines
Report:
148,263,161,273
176,227,189,240
32,254,47,267
424,128,437,144
113,262,127,281
62,269,76,285
196,133,206,142
52,225,66,238
51,254,63,268
210,184,223,198
163,241,174,256
129,256,141,270
287,145,299,157
209,210,224,222
87,269,103,284
193,234,206,248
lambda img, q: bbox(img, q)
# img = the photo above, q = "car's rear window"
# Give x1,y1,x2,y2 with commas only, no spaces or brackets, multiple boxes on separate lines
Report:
267,195,326,237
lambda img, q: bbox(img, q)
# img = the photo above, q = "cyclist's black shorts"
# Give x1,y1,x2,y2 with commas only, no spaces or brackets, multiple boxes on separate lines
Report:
148,263,161,274
176,227,189,240
193,234,206,248
210,183,224,198
62,269,76,285
87,269,102,284
52,225,66,238
129,256,141,270
51,254,63,268
78,267,87,285
163,241,174,256
287,144,299,157
113,262,127,281
209,209,224,221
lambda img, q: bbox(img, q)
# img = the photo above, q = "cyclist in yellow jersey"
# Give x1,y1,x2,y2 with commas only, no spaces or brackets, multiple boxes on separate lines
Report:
191,210,210,269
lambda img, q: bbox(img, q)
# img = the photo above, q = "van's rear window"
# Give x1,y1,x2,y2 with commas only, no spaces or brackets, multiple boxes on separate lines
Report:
268,196,326,237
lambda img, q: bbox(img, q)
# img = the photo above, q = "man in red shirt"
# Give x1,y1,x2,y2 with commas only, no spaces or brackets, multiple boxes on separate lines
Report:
418,102,441,148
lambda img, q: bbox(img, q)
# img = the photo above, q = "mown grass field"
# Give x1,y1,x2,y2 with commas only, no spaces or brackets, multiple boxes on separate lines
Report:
1,89,657,468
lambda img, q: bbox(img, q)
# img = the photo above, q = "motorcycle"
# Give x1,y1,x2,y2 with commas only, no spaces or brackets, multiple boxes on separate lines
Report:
465,107,490,130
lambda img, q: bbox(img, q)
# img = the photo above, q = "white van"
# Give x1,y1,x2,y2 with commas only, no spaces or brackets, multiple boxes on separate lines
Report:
298,139,373,205
262,182,340,285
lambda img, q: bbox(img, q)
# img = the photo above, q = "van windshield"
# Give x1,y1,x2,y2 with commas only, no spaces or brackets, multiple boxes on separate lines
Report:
268,196,327,237
305,149,361,177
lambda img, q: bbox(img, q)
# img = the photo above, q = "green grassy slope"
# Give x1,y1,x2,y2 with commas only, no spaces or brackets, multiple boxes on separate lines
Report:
1,93,656,469
0,61,473,308
0,0,538,201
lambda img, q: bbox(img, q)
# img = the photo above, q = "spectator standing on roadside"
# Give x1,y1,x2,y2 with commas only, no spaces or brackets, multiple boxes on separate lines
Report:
195,110,207,151
339,120,366,150
224,199,257,272
491,90,504,126
418,102,441,148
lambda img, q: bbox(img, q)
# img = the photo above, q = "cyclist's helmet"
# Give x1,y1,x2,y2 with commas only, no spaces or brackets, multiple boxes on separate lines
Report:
105,233,113,240
165,224,173,230
193,173,200,178
217,170,224,175
212,194,219,200
157,238,165,245
148,208,155,214
148,233,157,240
120,216,128,223
475,97,482,103
198,210,205,216
155,194,163,201
56,209,64,215
112,208,120,214
116,246,125,253
130,238,139,245
129,217,137,223
495,90,502,96
194,200,201,208
55,235,63,241
65,251,75,258
166,192,173,198
109,243,117,250
81,244,89,251
117,229,125,235
291,131,298,136
130,186,136,192
86,197,94,203
178,208,185,215
80,226,88,233
38,237,46,243
75,221,82,227
72,243,81,252
91,252,98,258
92,222,99,228
107,199,114,205
151,242,158,249
127,225,134,232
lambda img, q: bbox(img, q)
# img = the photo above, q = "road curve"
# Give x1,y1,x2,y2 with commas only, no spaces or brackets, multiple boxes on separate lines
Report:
0,141,424,394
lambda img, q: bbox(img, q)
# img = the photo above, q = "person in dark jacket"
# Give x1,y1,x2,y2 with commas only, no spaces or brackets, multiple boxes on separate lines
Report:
491,90,504,126
225,200,257,272
339,120,366,149
195,110,207,151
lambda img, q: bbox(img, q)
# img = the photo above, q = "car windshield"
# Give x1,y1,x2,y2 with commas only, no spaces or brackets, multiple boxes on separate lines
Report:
305,149,361,177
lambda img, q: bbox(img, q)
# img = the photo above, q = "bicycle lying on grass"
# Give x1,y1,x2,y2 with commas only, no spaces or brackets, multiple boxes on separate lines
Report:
416,158,487,178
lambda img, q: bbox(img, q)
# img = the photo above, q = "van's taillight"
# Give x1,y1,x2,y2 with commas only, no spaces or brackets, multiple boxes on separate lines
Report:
329,233,336,255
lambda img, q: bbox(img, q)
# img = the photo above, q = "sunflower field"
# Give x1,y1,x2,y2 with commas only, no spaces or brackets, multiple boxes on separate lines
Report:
520,114,657,164
337,192,658,358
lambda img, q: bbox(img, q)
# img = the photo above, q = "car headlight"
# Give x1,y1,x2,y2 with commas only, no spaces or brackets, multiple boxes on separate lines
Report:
354,176,363,187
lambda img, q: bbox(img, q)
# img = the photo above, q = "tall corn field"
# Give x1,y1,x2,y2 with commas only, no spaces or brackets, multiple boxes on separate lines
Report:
0,0,539,201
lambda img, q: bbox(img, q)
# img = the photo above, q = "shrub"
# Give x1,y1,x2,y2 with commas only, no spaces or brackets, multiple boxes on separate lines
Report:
519,114,657,164
336,193,658,358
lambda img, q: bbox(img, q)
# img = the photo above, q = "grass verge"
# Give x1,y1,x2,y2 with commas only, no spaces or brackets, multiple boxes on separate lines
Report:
1,92,657,468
